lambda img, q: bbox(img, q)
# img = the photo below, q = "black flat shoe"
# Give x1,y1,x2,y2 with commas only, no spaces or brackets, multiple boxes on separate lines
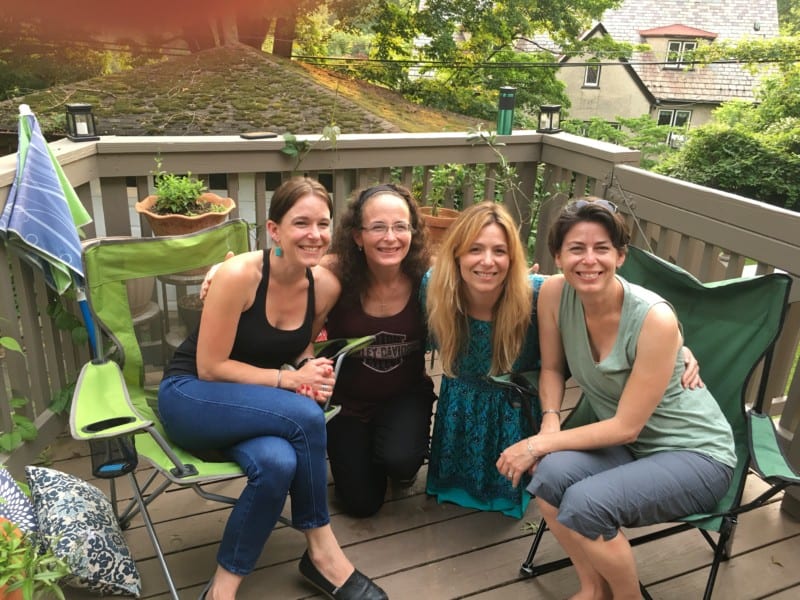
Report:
299,551,388,599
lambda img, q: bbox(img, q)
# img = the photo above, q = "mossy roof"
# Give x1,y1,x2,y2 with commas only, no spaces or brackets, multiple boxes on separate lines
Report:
0,44,477,137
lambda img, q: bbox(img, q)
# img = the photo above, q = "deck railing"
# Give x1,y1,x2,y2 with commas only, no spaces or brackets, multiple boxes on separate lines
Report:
2,130,799,513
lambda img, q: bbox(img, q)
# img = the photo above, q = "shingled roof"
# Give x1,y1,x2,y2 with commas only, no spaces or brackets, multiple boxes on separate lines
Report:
597,0,779,103
0,44,476,138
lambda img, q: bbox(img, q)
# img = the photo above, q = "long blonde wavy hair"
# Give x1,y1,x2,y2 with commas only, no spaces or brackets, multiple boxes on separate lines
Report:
426,201,532,377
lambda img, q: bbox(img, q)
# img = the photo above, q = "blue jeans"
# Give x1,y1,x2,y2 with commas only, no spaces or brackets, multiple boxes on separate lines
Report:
158,375,330,575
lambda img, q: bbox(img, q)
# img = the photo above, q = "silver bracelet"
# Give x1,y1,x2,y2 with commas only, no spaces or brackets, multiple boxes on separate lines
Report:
542,409,560,416
526,437,537,457
276,367,283,389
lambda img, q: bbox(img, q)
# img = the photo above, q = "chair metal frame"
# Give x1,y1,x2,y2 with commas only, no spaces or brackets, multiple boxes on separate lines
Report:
510,246,795,599
69,220,373,598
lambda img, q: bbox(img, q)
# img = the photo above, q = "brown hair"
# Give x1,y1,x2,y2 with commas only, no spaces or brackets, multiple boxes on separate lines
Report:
547,196,631,257
268,177,332,224
331,183,431,304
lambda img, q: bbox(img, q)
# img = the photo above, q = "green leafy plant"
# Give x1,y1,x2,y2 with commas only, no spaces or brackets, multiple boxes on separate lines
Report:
427,163,474,215
150,157,224,216
0,519,69,600
281,87,342,173
0,336,37,454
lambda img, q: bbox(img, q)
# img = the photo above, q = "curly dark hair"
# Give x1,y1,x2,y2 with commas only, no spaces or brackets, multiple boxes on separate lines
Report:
331,183,432,305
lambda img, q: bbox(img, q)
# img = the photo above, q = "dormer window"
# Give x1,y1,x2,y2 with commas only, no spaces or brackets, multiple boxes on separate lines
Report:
584,60,601,87
665,40,697,69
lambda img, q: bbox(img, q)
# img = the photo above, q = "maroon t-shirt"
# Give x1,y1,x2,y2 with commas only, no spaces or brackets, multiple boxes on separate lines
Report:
325,290,434,421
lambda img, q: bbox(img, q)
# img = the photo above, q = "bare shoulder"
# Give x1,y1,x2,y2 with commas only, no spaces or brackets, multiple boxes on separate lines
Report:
312,264,341,301
215,250,262,284
539,274,565,300
643,302,679,333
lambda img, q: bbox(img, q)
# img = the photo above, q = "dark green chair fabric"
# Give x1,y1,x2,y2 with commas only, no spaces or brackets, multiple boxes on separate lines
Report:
515,246,794,600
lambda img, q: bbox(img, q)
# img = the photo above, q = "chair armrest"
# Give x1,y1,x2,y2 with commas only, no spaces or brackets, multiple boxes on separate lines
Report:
70,360,153,442
748,411,800,483
487,370,540,398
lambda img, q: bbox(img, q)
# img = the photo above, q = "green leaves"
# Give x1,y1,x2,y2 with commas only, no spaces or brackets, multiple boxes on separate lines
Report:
0,521,69,600
150,157,210,216
0,336,22,354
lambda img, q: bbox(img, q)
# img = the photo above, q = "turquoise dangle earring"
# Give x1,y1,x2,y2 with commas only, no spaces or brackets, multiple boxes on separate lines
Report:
275,245,283,257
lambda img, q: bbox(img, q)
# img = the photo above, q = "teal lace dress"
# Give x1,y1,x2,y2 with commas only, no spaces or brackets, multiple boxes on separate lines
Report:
424,273,545,518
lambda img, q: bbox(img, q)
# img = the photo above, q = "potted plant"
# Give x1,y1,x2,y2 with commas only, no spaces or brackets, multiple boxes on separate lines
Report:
419,164,463,250
1,517,70,600
134,157,236,237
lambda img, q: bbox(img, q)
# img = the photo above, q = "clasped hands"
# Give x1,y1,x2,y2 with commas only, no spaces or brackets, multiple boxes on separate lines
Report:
286,358,336,405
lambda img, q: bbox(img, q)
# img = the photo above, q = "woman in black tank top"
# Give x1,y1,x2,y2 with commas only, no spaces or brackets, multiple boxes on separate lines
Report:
159,178,386,600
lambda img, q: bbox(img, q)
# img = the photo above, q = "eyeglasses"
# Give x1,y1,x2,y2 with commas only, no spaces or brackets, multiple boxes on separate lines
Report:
568,199,618,213
361,222,414,236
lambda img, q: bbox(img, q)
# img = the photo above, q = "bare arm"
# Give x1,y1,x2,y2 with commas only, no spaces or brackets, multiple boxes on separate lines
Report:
499,295,682,488
536,275,567,435
196,252,268,384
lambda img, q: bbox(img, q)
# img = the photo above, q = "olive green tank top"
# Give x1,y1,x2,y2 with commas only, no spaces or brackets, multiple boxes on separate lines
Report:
559,276,736,468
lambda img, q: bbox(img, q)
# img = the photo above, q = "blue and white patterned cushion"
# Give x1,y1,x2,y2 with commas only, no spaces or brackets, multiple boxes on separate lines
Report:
0,466,38,533
25,466,141,596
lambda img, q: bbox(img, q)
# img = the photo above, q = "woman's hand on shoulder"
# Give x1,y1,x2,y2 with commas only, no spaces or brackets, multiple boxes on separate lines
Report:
203,251,261,310
200,251,235,300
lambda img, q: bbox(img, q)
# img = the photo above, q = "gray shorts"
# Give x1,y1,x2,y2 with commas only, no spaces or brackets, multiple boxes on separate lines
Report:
527,447,733,541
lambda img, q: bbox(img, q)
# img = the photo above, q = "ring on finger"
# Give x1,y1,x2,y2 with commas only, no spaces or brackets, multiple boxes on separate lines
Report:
507,470,513,478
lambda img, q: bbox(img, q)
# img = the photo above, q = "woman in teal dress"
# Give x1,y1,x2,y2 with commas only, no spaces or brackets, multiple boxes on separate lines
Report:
422,201,700,519
423,202,547,518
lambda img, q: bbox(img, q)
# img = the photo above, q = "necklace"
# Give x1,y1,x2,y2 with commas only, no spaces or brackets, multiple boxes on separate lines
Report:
364,277,409,317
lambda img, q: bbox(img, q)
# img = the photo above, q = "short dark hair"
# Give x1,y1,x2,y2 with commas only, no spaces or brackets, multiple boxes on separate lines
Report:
547,196,631,257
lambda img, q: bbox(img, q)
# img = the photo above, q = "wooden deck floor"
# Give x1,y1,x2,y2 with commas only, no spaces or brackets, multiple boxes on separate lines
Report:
46,368,800,600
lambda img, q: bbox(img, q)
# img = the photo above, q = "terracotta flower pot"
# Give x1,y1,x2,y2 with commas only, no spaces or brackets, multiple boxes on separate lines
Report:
134,192,236,237
420,206,460,253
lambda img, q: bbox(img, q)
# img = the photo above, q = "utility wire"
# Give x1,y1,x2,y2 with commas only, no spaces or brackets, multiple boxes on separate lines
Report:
294,55,800,68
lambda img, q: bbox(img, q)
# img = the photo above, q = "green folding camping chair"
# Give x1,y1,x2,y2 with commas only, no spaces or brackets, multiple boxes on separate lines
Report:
497,246,795,599
68,219,375,599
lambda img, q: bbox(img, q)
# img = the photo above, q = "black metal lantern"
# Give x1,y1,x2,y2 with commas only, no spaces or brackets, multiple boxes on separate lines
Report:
65,103,99,141
537,104,562,134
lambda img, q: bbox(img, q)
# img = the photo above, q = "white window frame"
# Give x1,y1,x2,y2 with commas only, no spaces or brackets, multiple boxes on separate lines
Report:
583,62,601,87
657,109,692,147
665,40,697,69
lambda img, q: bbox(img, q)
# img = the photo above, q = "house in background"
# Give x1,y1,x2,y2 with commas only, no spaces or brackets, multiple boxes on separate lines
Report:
526,0,780,141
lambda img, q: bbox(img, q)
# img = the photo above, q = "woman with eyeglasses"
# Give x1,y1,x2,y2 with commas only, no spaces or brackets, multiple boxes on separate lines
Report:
322,184,436,518
160,178,387,600
496,198,735,599
201,183,436,519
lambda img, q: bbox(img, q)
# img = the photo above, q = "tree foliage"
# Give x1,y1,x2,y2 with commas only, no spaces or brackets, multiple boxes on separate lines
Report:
0,17,111,100
323,0,625,122
657,64,800,212
563,115,675,170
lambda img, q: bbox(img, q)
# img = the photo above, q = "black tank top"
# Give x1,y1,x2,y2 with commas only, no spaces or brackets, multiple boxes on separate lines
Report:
164,249,315,377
